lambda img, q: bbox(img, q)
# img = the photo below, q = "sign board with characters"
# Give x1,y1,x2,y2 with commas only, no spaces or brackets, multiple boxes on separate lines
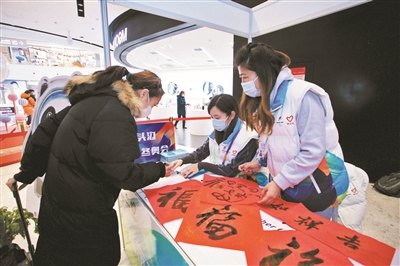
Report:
136,122,176,163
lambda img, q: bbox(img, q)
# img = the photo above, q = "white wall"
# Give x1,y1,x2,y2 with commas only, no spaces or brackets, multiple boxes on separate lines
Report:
157,67,233,108
6,64,103,81
4,64,233,108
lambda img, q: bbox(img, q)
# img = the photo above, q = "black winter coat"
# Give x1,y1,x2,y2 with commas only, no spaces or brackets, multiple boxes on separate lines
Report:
16,76,166,256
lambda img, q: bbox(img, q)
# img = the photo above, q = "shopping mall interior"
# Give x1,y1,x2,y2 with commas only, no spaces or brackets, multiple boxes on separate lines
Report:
0,1,399,265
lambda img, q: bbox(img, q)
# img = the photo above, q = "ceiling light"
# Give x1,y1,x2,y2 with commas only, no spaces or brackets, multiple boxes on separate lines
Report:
76,0,85,17
155,50,189,68
159,44,172,49
201,47,220,66
194,48,203,51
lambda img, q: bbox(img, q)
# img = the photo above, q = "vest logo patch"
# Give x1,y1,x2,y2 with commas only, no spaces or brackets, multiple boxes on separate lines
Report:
286,115,294,125
231,150,238,156
276,116,284,126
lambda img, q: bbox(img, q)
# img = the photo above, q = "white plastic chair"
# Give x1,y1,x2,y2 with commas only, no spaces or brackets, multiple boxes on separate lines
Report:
338,162,369,233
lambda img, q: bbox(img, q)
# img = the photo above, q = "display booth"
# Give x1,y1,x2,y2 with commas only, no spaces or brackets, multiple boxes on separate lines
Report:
118,167,399,266
19,74,398,266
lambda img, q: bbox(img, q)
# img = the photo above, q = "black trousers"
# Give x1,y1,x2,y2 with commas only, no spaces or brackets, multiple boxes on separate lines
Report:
174,114,186,128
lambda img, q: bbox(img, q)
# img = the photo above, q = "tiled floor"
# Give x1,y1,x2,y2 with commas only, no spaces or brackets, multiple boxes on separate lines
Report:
1,128,399,265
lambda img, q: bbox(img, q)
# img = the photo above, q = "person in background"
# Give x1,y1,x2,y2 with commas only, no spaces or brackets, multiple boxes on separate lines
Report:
204,96,213,106
40,82,48,98
20,89,36,125
236,42,349,221
169,94,260,180
174,90,189,129
6,66,175,266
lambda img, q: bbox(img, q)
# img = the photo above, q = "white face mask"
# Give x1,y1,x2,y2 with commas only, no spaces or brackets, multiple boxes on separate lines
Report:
241,76,260,98
212,117,229,131
139,93,152,118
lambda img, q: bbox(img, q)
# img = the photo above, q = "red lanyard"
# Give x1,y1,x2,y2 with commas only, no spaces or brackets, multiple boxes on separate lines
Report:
221,129,241,165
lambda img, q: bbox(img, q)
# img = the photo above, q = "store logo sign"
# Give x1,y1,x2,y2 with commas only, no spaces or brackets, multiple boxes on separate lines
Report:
113,28,127,49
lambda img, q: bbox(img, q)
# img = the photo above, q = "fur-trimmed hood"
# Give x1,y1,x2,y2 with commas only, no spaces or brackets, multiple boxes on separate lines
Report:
64,75,144,117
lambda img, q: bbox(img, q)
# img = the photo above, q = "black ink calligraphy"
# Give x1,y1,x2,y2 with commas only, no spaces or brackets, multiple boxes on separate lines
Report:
203,177,261,203
269,203,289,211
295,216,324,230
260,237,324,266
157,187,198,213
337,235,360,250
196,205,242,240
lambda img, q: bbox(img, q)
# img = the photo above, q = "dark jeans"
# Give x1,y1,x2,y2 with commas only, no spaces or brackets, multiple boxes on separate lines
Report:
174,114,186,128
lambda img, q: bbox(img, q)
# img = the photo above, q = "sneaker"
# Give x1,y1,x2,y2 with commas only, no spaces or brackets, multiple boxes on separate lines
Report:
183,127,187,129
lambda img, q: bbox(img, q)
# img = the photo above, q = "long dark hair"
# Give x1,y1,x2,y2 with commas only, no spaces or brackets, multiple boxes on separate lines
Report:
207,94,239,144
235,42,290,135
93,66,164,98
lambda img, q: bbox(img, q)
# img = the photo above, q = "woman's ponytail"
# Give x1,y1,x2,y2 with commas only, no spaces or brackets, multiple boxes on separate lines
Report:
94,66,129,88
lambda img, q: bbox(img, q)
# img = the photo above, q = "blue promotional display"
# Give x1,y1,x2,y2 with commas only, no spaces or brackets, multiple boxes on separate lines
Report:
135,122,176,163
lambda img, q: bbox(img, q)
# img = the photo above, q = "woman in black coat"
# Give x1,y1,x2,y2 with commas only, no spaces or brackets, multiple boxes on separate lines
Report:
7,66,174,266
174,90,188,129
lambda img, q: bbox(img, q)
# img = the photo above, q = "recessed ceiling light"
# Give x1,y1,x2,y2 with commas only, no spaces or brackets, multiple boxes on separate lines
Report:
201,47,220,66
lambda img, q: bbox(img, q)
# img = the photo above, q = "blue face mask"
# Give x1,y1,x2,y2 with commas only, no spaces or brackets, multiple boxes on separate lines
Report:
212,117,229,131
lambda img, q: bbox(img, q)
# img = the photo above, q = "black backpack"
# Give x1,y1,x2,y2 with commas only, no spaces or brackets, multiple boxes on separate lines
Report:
373,171,400,198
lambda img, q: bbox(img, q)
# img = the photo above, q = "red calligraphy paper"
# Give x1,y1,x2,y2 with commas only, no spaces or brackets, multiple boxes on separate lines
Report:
255,197,299,219
245,230,353,266
199,174,262,205
144,180,202,224
175,199,264,251
259,199,396,265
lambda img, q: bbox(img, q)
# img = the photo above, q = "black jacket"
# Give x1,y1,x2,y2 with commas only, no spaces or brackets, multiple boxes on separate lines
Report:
176,94,186,115
16,75,166,252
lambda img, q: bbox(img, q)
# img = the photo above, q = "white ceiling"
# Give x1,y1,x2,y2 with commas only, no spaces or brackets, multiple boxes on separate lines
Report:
0,1,128,54
125,27,233,71
0,0,369,71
